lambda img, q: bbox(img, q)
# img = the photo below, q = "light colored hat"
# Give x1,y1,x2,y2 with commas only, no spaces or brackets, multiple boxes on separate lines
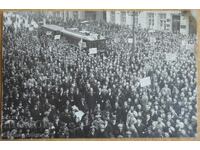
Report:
95,114,101,118
126,130,132,135
90,125,95,129
118,124,123,128
99,124,105,129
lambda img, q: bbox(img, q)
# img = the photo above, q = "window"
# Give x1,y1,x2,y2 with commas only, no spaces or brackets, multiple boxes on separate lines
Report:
73,11,78,18
181,25,186,29
134,12,139,26
120,12,126,24
111,11,115,23
128,11,133,16
159,13,167,30
148,13,154,27
160,13,166,20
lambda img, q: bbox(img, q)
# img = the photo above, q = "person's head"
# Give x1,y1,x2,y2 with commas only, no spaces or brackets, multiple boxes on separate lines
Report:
90,88,93,94
34,104,38,110
97,103,101,109
95,114,101,121
130,106,134,111
112,118,116,125
146,105,151,111
176,119,181,126
166,121,171,127
191,116,197,124
80,122,84,129
90,126,95,133
128,98,131,103
118,124,123,131
115,102,119,108
158,117,162,123
183,118,189,125
81,97,85,102
137,104,142,110
126,130,132,138
104,119,108,126
180,129,187,136
44,129,50,135
66,89,69,94
155,105,159,110
124,101,128,108
146,114,151,120
100,124,105,132
29,117,33,121
26,129,30,134
55,87,58,92
137,119,142,125
167,113,172,120
152,121,158,128
65,108,69,113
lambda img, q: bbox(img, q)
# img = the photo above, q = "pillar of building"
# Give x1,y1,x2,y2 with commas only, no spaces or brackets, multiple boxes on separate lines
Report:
78,11,85,20
180,14,189,35
68,11,74,19
96,12,104,22
115,11,121,25
106,11,111,23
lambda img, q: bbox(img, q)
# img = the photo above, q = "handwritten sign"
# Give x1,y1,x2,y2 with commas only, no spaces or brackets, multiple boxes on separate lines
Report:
166,53,177,62
54,35,61,40
89,48,97,55
46,31,52,35
75,111,85,121
78,40,87,48
128,38,133,43
150,37,156,43
140,77,151,87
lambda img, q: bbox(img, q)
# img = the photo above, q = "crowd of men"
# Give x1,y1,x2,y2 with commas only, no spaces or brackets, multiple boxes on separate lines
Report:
2,12,197,139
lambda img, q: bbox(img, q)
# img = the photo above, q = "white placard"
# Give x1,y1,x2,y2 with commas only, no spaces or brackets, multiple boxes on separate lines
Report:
82,42,87,48
49,46,52,52
186,44,195,51
90,33,98,40
140,77,151,87
182,40,187,46
29,27,34,31
78,40,87,48
114,37,120,43
72,105,79,111
54,35,61,40
89,48,97,55
75,110,85,121
80,30,90,34
148,29,155,33
31,20,39,28
46,31,52,35
81,20,89,24
145,63,151,71
128,38,133,43
166,53,177,62
69,27,78,31
24,19,29,28
150,37,156,43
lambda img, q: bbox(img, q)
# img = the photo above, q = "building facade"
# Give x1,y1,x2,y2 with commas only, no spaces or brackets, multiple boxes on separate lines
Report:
41,10,196,35
44,11,106,22
106,10,196,35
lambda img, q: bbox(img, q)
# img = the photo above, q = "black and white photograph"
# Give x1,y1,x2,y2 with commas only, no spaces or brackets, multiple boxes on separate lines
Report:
1,10,198,139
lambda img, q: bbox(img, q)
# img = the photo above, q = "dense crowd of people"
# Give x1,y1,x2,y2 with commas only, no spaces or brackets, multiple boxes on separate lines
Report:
2,12,197,139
